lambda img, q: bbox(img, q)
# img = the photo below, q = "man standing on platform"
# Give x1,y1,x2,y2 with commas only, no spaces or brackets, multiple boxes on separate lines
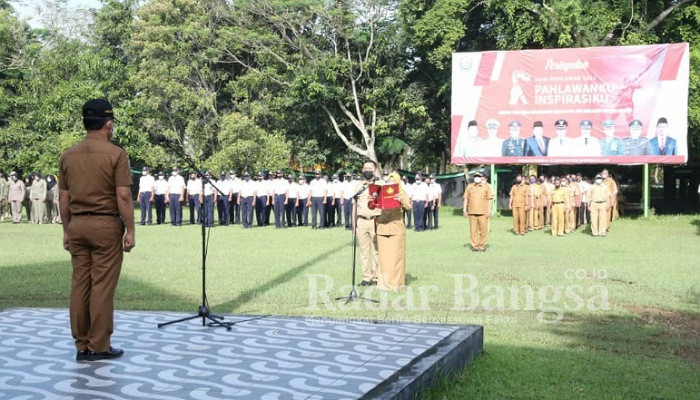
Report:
186,172,201,224
166,167,185,226
588,174,611,236
463,172,493,251
509,175,529,235
137,167,154,225
154,171,167,224
355,160,381,285
59,98,134,361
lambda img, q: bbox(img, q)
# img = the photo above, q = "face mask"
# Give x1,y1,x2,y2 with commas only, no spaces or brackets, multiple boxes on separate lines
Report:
171,172,177,176
159,176,164,180
299,180,304,184
596,179,602,184
244,177,250,182
474,177,482,184
333,178,339,182
142,172,147,176
47,177,52,182
530,178,535,183
12,176,17,181
315,176,321,180
362,171,374,180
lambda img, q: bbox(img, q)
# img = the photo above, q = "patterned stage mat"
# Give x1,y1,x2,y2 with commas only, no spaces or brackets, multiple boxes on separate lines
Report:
0,308,477,400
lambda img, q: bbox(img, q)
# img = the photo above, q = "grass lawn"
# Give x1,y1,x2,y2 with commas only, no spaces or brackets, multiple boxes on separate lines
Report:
1,209,699,399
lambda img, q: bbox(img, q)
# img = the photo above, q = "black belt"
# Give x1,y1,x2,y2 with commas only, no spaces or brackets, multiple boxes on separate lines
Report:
73,212,119,217
358,215,377,220
552,201,564,204
594,201,606,203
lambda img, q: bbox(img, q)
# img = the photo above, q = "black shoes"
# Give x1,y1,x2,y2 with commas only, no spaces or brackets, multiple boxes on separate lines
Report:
82,347,124,361
359,280,370,286
76,350,88,361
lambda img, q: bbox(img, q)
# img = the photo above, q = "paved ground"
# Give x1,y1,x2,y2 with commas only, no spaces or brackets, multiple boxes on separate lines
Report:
0,308,481,400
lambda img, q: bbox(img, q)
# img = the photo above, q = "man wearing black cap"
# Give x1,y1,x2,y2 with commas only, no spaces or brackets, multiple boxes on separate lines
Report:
647,117,677,155
254,172,267,226
502,121,525,156
548,119,572,157
309,170,327,229
166,167,185,226
229,170,240,224
272,170,288,228
238,172,255,228
463,172,493,251
137,167,155,225
59,99,134,361
285,173,297,227
201,171,217,227
524,121,549,156
216,172,231,225
411,173,429,231
624,119,648,156
154,171,168,224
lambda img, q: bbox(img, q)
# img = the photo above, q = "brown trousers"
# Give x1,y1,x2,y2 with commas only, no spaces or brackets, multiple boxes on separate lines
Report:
357,218,378,282
67,215,124,352
551,204,565,236
469,214,488,250
512,207,526,234
377,233,406,291
10,200,23,223
590,202,608,236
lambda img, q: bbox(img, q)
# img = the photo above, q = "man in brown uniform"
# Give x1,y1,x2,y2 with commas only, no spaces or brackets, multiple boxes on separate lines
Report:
550,178,569,236
354,160,381,286
463,172,493,251
601,169,617,230
8,171,25,223
59,99,135,362
588,174,611,236
509,175,530,235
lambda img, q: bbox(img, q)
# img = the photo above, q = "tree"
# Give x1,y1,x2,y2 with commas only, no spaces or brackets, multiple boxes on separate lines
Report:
222,0,425,169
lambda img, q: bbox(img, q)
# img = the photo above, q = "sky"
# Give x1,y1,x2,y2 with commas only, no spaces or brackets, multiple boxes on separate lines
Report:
11,0,102,28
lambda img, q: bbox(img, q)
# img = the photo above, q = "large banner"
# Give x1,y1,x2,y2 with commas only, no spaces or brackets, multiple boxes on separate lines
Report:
451,44,689,165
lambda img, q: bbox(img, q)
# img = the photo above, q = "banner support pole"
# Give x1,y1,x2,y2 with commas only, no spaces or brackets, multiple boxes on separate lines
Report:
491,164,497,215
643,164,650,217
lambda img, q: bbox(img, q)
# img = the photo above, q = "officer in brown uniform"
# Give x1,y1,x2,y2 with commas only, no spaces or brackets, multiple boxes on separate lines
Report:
354,160,381,286
59,99,135,362
509,175,530,235
601,169,617,231
463,172,493,251
588,174,612,236
8,171,25,223
376,171,412,290
550,177,569,236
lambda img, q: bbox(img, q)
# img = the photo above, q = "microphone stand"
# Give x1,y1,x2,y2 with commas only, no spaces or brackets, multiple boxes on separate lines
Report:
155,138,235,330
335,182,379,305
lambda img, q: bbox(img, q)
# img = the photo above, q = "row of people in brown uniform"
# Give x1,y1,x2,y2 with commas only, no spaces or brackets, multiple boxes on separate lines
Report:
0,172,62,224
508,170,618,237
463,170,619,251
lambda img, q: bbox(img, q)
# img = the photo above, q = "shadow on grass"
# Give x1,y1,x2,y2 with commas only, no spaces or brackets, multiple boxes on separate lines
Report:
0,260,190,312
692,219,700,236
214,242,349,312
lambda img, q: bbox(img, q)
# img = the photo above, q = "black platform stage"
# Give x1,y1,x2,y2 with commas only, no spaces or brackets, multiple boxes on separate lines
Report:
0,308,482,399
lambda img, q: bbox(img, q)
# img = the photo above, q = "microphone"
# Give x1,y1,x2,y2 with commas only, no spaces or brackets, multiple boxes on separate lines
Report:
152,134,180,148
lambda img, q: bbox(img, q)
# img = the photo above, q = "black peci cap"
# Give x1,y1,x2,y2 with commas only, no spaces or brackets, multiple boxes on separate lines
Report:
83,99,115,119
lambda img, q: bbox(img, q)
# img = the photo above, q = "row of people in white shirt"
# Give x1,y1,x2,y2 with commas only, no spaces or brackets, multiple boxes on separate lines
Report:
138,169,444,206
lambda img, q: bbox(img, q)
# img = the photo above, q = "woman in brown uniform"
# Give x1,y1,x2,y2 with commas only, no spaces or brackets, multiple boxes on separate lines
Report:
376,171,412,291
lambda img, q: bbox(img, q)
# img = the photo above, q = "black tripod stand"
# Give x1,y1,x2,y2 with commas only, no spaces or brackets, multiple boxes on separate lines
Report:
336,182,379,305
155,136,234,330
